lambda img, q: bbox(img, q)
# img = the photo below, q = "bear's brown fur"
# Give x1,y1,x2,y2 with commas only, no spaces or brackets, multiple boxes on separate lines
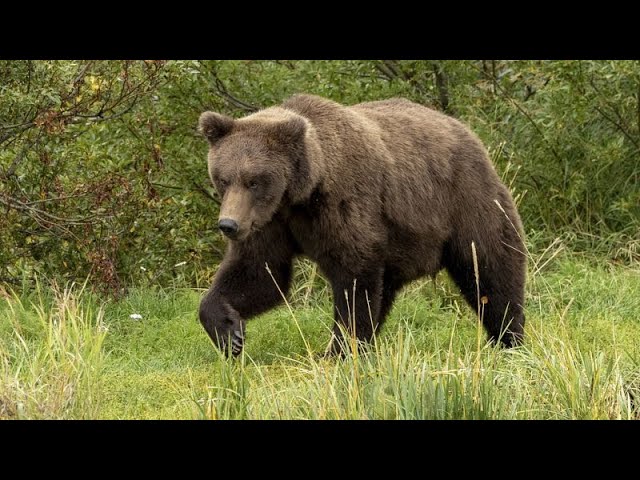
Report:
198,94,526,356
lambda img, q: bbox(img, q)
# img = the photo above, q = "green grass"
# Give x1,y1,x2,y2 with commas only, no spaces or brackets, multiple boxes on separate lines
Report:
1,255,639,419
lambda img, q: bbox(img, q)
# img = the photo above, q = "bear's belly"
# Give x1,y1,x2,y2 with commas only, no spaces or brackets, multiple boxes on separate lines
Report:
286,207,444,281
287,208,382,274
386,236,444,281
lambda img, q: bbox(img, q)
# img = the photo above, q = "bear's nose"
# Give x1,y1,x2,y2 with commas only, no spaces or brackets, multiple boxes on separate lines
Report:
218,218,239,237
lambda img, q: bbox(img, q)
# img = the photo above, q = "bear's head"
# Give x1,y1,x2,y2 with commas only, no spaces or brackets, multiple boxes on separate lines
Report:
199,108,318,242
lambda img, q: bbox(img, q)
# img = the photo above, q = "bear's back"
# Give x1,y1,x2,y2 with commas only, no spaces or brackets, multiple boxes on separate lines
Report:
281,94,502,249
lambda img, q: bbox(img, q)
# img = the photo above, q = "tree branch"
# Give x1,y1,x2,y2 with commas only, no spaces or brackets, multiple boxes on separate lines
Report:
469,62,562,163
431,61,450,112
589,76,640,153
209,68,259,112
0,192,112,226
637,81,640,135
4,130,43,178
594,105,640,153
374,61,397,81
192,181,220,205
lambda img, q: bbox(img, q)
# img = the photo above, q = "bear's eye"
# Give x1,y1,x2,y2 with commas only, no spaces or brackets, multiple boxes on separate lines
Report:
218,179,229,189
248,181,259,190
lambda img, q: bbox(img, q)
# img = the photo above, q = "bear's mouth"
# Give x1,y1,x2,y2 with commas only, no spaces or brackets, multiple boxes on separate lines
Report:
223,222,253,242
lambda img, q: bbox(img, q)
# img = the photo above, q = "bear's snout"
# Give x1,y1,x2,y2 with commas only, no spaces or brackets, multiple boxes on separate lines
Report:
218,186,254,241
218,218,239,238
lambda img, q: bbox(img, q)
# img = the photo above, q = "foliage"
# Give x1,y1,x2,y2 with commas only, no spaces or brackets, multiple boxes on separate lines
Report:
1,60,639,292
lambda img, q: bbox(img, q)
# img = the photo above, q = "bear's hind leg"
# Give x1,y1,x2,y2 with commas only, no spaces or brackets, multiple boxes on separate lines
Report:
442,237,526,348
375,268,405,333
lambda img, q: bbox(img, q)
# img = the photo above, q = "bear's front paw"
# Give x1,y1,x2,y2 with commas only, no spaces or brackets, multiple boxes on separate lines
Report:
199,298,246,357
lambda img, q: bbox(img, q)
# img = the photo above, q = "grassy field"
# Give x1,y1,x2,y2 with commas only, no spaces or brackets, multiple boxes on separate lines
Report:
1,254,639,420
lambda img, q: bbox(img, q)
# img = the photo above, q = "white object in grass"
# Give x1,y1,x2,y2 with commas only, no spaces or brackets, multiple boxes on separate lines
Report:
130,314,143,320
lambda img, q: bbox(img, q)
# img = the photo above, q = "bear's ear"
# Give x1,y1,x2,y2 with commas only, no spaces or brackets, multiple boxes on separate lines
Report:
273,116,307,145
198,111,234,145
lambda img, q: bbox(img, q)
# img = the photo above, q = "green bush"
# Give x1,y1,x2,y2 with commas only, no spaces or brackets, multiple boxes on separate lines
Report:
1,60,638,292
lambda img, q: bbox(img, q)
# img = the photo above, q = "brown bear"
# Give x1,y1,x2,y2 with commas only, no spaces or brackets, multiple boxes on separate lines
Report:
198,94,526,356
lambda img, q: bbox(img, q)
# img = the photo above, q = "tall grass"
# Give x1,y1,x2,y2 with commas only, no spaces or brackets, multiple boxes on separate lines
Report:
185,319,637,420
0,282,106,419
0,255,638,419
